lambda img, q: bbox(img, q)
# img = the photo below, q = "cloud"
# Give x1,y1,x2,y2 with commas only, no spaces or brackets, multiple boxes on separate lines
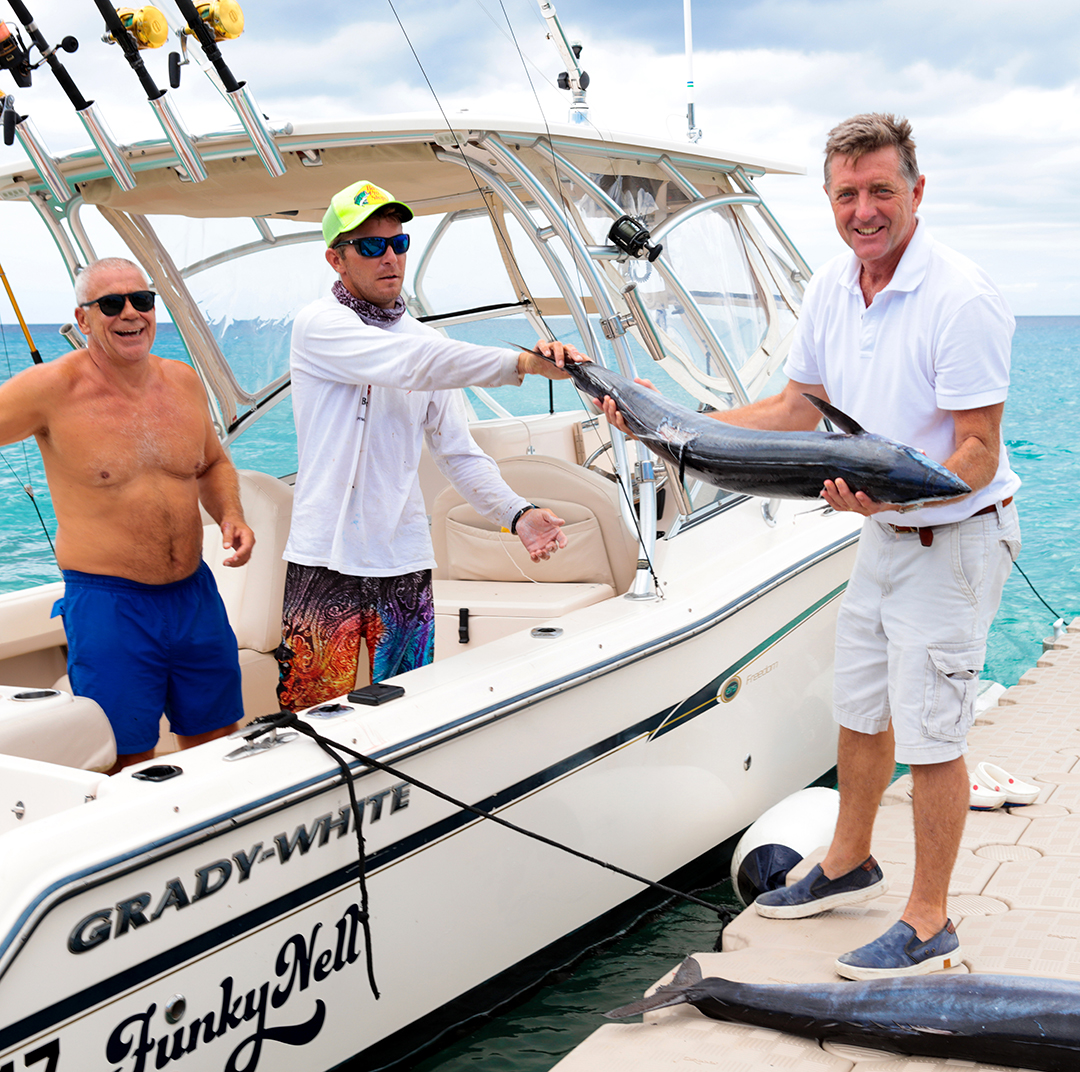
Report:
0,0,1076,318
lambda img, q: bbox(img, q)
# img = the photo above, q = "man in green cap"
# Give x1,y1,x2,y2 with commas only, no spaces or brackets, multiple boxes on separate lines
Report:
277,179,581,711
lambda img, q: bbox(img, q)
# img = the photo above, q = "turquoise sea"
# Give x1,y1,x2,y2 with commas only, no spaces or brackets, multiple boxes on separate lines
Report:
1,316,1078,1069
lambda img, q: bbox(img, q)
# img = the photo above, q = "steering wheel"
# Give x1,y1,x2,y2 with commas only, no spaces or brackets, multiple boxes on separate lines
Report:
583,441,669,503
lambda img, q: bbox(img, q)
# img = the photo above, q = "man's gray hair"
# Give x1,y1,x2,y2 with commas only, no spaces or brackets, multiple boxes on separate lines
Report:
824,113,920,189
74,257,149,305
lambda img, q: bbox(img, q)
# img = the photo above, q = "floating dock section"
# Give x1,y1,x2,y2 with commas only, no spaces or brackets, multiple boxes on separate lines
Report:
554,624,1080,1072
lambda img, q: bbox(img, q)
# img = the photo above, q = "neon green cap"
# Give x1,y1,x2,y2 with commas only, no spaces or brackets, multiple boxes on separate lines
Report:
322,180,414,247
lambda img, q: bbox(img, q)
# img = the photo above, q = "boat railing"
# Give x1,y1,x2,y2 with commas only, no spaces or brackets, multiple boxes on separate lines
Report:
730,166,812,283
180,228,323,279
480,134,665,598
532,141,759,406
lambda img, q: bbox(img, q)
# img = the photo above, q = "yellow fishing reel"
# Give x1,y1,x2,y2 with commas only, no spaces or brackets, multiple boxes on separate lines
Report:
187,1,245,42
109,7,170,50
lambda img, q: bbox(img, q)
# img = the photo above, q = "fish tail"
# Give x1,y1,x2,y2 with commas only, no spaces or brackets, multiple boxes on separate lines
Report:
604,957,702,1019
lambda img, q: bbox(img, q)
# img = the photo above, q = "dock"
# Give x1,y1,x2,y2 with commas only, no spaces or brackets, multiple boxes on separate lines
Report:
552,622,1080,1071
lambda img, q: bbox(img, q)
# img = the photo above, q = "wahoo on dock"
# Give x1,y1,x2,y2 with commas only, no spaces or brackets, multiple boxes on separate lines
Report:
549,354,970,504
606,956,1080,1072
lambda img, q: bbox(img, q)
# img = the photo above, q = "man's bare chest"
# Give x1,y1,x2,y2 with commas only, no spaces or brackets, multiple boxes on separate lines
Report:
46,396,207,488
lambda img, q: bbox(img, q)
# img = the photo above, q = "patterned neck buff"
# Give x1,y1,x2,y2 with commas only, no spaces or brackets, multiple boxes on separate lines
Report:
332,279,406,326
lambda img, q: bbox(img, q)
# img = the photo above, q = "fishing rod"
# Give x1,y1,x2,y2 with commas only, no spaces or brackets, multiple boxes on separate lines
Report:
0,255,39,363
1,0,136,191
0,257,56,560
0,40,73,203
169,0,285,178
94,1,207,182
390,0,664,597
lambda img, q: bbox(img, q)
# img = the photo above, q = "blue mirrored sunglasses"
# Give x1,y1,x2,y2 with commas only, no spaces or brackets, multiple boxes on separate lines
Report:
334,234,410,258
78,290,156,316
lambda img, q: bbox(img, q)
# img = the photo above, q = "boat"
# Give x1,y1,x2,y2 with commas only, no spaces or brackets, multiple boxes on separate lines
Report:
0,4,861,1068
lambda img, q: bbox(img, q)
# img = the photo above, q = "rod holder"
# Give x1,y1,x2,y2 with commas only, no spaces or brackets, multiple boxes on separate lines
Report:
76,103,136,191
148,92,207,182
12,116,72,202
58,323,84,350
226,83,285,178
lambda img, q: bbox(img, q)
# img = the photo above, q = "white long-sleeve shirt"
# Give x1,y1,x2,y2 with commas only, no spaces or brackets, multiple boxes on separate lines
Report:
285,295,529,577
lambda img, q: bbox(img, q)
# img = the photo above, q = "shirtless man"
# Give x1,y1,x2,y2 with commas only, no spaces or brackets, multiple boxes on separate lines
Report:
0,257,254,772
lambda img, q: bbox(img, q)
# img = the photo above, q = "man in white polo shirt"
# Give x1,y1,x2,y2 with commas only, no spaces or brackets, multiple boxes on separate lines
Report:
602,113,1020,978
750,114,1020,977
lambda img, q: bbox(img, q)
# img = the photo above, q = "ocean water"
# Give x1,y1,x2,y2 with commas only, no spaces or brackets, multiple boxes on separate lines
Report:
0,316,1077,1069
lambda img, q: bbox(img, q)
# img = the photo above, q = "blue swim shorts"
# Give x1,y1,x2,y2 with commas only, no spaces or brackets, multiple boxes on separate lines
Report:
52,561,243,755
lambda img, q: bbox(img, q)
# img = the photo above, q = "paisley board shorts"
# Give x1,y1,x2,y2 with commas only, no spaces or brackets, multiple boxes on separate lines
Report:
276,563,434,711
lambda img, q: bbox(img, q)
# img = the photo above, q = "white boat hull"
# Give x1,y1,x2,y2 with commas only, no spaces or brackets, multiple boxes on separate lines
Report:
0,507,856,1070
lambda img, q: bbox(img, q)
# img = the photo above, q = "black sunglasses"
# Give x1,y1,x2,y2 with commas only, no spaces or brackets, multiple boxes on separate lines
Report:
79,290,157,316
334,234,410,258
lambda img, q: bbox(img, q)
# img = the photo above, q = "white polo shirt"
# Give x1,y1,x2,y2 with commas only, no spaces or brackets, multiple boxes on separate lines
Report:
785,221,1020,526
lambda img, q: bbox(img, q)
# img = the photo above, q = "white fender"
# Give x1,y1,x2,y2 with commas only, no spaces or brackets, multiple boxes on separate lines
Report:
730,786,840,906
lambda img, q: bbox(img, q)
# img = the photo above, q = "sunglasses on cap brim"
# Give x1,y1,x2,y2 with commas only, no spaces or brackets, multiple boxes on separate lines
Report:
79,291,157,316
334,234,410,257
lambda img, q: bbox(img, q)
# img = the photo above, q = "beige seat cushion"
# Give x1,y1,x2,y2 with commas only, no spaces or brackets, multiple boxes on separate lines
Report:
444,498,616,588
201,469,293,653
432,455,638,593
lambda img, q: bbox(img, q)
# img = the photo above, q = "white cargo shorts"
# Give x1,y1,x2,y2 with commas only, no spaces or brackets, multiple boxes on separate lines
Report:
833,501,1021,765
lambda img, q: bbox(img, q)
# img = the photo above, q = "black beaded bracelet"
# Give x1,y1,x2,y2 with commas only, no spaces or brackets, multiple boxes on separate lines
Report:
510,503,538,535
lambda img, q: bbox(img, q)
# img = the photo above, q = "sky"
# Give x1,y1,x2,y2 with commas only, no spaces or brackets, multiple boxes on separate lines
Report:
0,0,1077,325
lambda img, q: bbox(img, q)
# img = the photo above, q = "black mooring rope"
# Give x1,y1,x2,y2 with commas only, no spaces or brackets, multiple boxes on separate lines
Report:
243,711,723,966
301,728,381,999
1013,560,1070,624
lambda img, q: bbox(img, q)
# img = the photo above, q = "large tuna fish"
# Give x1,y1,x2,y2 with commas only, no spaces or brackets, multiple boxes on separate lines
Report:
547,354,970,504
606,956,1080,1072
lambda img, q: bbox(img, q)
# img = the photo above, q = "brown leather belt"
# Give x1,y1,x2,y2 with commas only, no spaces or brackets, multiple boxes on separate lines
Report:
889,497,1013,547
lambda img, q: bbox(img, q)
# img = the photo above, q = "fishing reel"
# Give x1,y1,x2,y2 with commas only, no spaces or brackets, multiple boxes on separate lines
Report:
168,1,245,88
0,22,77,91
103,7,170,50
0,91,16,146
0,22,34,88
608,214,663,263
186,1,244,42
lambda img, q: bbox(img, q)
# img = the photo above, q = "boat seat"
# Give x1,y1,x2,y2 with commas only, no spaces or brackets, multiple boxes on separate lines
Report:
199,469,293,721
0,685,116,772
0,581,67,687
430,455,637,655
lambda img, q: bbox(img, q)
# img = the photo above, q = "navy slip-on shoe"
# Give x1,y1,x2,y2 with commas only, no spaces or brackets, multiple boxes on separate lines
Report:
754,856,887,919
835,919,961,980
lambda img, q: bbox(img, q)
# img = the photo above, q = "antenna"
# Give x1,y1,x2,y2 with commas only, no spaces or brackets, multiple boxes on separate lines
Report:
684,0,701,143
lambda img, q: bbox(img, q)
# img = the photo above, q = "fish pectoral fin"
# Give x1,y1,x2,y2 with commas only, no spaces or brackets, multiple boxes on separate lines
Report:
802,394,867,436
672,956,704,987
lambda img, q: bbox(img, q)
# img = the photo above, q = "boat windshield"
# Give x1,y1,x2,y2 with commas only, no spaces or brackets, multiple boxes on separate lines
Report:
68,125,809,523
